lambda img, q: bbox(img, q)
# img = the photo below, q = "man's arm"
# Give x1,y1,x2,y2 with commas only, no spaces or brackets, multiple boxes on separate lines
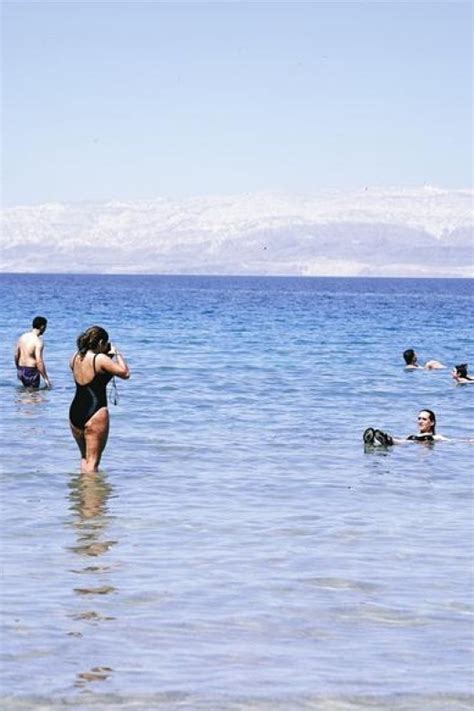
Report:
35,340,52,388
14,341,20,368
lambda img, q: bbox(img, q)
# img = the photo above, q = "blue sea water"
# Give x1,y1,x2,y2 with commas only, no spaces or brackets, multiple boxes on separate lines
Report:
0,273,473,710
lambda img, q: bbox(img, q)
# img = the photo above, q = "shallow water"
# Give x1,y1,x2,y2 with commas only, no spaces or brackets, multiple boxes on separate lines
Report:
0,274,473,709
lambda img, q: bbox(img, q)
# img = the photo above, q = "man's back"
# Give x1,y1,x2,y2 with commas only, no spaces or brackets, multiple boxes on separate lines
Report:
14,316,51,389
16,330,42,367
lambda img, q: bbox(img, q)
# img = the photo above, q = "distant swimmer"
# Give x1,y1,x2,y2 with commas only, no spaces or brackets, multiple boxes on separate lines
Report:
14,316,52,389
69,325,130,473
403,348,445,370
452,363,474,384
363,409,450,447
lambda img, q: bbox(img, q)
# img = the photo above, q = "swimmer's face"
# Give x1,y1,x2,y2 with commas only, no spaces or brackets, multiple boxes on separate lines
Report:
417,411,434,433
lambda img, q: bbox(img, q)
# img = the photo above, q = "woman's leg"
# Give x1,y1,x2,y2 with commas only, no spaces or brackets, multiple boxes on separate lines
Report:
70,421,87,472
82,408,110,473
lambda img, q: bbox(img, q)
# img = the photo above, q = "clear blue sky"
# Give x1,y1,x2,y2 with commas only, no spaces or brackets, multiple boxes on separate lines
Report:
2,1,472,205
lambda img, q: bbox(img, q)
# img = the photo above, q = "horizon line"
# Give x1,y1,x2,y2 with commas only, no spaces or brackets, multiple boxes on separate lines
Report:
1,272,472,281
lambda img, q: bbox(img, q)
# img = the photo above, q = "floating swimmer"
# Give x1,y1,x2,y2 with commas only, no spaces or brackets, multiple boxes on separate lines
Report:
363,409,450,447
403,348,445,370
452,363,474,384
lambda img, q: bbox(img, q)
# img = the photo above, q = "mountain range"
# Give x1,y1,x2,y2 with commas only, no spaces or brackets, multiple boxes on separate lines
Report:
1,187,472,277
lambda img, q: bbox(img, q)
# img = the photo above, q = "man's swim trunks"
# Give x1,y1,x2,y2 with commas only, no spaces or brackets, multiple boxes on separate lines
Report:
17,366,41,388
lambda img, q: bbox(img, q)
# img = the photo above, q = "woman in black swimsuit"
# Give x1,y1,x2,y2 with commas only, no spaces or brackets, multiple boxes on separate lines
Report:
363,409,449,446
405,409,440,442
69,325,130,473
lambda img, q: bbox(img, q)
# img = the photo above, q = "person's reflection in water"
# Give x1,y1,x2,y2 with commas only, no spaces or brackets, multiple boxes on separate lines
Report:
68,472,117,688
15,387,48,415
75,666,113,688
69,472,117,559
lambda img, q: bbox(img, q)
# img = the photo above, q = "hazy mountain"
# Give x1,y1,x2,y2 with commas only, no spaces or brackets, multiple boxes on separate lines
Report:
1,187,472,276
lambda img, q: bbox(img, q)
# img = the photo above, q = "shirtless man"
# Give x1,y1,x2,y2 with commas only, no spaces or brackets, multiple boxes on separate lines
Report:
403,348,445,370
14,316,52,389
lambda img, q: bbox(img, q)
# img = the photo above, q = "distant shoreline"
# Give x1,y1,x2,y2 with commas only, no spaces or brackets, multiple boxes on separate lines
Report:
1,272,472,280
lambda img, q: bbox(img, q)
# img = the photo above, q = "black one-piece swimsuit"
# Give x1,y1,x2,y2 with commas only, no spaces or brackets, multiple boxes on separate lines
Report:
69,354,112,429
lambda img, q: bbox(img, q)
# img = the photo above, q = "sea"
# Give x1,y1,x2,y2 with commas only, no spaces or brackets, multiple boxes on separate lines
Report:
0,273,473,711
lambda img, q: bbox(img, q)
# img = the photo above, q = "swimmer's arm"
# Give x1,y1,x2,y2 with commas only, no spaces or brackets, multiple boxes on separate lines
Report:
35,340,52,389
391,436,442,444
390,436,410,445
96,349,130,380
453,375,474,384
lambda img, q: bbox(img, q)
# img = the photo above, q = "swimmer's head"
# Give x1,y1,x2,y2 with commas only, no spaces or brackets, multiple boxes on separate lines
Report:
403,348,417,365
417,409,436,434
455,363,468,378
77,325,110,357
32,315,47,334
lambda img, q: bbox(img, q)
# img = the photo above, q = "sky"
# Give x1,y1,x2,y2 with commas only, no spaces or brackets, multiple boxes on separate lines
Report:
1,1,472,206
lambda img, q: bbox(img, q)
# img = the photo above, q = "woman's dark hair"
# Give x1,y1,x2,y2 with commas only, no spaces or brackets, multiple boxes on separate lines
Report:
77,325,109,358
403,348,416,365
455,363,468,378
419,409,436,434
